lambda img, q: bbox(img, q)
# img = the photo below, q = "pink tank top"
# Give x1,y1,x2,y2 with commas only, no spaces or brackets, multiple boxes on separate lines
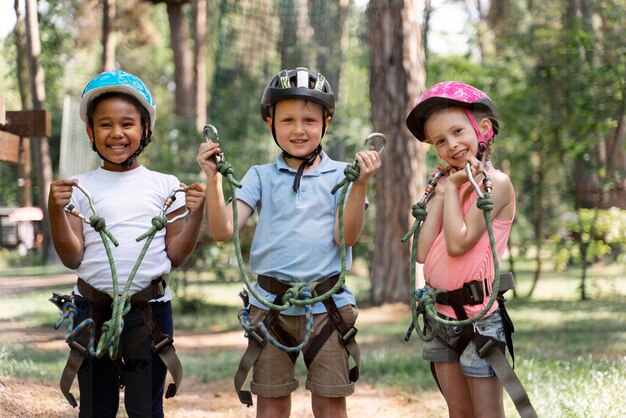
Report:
423,169,515,318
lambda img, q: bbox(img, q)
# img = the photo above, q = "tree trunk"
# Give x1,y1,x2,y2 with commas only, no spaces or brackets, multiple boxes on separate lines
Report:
166,0,195,123
598,8,626,208
14,0,32,208
25,0,55,263
102,0,116,72
368,0,427,304
605,115,626,208
279,0,313,68
193,0,208,131
423,0,432,64
14,0,31,109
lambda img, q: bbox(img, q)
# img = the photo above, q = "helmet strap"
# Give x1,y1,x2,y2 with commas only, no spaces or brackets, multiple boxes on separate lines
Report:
463,109,493,159
120,135,147,167
289,144,322,192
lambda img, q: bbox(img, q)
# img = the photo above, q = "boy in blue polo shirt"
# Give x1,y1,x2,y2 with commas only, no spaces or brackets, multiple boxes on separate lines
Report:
196,67,381,417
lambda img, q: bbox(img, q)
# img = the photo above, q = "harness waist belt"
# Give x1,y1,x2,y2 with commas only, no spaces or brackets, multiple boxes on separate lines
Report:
435,272,515,306
77,276,167,304
257,274,343,298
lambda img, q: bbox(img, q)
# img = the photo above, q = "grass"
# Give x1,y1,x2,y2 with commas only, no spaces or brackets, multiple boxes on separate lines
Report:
1,259,625,417
0,343,66,381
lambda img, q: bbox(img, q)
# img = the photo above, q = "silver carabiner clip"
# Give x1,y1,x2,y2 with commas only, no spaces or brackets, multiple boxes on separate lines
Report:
203,124,225,164
465,162,485,198
364,132,387,157
419,169,445,207
64,183,97,224
160,187,190,224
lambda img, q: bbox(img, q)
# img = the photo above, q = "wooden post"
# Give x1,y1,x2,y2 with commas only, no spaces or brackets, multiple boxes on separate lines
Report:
0,96,5,126
0,103,50,212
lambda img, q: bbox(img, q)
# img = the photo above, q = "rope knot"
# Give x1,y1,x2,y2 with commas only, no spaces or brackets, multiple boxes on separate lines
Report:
100,321,111,335
89,215,107,232
217,161,234,177
151,216,169,231
416,286,435,310
411,204,428,221
476,196,493,212
299,286,312,299
343,164,360,183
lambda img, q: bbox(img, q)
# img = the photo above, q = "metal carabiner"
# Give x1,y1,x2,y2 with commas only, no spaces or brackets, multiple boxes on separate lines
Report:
160,187,190,224
418,169,445,207
363,132,387,157
203,124,225,164
465,162,485,198
64,183,98,223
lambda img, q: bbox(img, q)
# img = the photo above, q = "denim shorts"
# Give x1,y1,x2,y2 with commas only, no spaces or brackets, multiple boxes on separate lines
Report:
422,310,505,378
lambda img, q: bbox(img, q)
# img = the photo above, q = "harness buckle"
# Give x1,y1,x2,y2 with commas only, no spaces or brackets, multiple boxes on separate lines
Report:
68,340,88,356
475,335,500,358
468,281,484,305
153,278,165,298
339,326,358,344
152,336,174,353
248,329,266,347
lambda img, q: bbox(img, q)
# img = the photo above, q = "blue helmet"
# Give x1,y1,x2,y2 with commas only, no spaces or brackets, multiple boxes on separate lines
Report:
80,70,156,130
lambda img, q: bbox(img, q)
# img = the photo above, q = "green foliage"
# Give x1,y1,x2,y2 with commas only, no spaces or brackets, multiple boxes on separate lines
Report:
173,297,241,331
0,165,20,207
0,248,44,269
551,208,626,271
3,0,626,291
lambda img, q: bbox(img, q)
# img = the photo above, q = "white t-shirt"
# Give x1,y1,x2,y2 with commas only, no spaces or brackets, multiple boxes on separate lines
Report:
71,166,185,301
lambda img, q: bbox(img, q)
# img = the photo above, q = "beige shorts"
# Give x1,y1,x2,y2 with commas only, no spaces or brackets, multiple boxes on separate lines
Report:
248,304,358,399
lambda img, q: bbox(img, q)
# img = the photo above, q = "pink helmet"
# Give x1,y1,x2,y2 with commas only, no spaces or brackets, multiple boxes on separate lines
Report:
406,81,499,147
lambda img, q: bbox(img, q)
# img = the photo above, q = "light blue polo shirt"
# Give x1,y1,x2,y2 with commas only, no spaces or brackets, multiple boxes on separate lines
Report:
236,151,364,315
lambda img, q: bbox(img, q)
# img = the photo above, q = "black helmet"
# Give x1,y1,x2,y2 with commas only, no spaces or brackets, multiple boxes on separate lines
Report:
261,67,335,120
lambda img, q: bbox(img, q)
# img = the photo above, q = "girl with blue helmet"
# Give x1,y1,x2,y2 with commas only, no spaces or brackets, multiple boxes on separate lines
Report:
48,70,205,417
79,70,157,168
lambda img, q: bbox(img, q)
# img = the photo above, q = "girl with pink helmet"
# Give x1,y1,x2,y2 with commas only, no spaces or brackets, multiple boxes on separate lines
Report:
405,82,533,417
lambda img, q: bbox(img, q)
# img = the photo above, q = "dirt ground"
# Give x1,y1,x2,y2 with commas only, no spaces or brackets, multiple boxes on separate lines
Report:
0,375,446,418
0,275,448,417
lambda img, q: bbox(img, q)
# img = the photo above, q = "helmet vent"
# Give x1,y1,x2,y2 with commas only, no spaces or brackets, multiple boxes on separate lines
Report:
296,67,308,88
279,70,290,88
314,73,326,92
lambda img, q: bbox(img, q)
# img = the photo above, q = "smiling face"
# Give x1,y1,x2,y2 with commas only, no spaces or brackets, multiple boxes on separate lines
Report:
424,107,491,169
87,96,146,171
267,98,331,169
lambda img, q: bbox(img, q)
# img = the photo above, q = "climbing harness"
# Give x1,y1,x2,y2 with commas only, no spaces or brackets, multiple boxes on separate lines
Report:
206,124,384,406
50,184,187,407
402,162,537,418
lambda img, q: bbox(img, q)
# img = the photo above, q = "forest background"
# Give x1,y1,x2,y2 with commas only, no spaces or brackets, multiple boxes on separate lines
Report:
0,1,625,417
1,0,624,302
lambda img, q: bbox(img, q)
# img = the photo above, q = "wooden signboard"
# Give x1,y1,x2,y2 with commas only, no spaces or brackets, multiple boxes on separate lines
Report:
0,98,41,164
0,131,29,165
5,110,51,137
